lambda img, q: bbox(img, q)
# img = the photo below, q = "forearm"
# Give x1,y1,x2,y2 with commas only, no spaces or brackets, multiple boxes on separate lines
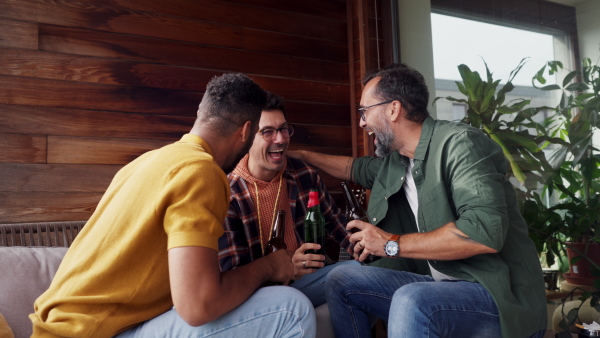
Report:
398,223,497,260
289,150,354,181
169,246,284,327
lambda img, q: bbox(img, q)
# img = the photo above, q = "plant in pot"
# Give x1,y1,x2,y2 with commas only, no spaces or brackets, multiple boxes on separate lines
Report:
435,56,600,333
530,57,600,333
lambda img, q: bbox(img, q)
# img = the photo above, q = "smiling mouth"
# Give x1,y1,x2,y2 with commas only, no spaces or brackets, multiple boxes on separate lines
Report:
368,131,374,136
268,148,285,160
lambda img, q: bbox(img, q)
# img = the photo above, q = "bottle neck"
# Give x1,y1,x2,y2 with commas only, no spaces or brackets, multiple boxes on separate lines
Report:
272,211,286,239
342,182,357,210
307,190,319,208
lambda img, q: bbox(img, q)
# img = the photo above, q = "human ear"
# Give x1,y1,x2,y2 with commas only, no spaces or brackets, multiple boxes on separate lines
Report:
240,120,253,142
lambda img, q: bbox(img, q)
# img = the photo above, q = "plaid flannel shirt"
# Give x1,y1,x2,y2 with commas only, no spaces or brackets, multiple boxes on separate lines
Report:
219,157,351,271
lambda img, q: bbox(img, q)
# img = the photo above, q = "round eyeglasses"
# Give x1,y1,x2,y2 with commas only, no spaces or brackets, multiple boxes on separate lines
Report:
358,100,394,121
258,124,295,141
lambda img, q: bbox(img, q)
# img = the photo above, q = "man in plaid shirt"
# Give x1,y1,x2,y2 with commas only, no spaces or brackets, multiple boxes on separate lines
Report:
218,92,358,308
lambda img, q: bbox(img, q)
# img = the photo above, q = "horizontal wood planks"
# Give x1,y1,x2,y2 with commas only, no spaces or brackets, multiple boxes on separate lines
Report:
0,0,354,222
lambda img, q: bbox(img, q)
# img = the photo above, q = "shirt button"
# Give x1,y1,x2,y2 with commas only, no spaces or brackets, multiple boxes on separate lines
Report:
372,217,377,222
384,196,387,200
401,177,404,181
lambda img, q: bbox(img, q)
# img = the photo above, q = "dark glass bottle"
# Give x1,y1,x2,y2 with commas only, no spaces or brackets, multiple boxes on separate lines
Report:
304,189,325,256
340,181,380,264
341,181,370,229
264,210,287,256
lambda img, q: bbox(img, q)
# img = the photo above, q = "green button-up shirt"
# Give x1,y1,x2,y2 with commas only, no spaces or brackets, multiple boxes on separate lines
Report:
352,117,546,338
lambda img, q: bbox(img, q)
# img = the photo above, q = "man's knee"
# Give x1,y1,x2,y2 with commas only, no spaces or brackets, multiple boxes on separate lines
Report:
325,263,356,292
391,283,432,315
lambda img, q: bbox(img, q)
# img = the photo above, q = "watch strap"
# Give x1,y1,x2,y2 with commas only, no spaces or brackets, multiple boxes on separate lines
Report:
388,234,400,242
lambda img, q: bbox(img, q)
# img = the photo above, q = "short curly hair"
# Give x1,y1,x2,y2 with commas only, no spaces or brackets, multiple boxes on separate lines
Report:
197,73,267,134
264,91,287,118
364,63,430,123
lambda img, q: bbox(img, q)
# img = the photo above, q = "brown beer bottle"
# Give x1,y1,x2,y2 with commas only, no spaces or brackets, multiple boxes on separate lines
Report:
341,181,370,230
264,210,287,256
340,181,380,264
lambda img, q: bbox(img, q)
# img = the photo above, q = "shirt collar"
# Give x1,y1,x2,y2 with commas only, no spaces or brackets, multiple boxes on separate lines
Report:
413,116,435,161
179,133,215,157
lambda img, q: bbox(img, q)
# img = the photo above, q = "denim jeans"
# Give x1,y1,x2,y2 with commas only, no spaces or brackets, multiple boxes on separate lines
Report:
115,286,315,338
326,264,506,338
291,259,360,307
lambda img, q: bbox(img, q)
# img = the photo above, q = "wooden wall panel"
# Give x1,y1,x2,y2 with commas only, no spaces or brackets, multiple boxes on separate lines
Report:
0,104,194,139
0,134,47,163
47,136,171,164
0,192,102,223
0,49,349,105
0,75,202,115
0,0,346,61
0,19,37,49
74,0,348,42
0,0,355,223
0,164,117,192
38,25,348,84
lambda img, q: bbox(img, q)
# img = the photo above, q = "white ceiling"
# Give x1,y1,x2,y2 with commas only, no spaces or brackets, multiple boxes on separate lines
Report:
547,0,589,7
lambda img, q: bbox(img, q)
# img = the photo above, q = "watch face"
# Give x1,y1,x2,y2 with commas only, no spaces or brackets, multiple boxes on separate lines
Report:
385,241,399,257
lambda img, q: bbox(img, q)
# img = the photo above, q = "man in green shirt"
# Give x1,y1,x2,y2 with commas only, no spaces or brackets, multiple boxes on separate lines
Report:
289,63,546,338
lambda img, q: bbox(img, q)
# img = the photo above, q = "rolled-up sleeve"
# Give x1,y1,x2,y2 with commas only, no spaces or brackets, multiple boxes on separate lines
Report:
445,130,510,251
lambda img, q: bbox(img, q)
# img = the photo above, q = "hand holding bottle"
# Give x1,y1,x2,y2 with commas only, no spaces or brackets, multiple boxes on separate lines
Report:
291,243,325,280
347,220,392,262
261,249,294,286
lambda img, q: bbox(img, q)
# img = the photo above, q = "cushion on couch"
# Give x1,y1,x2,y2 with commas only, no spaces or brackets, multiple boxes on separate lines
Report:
0,247,67,338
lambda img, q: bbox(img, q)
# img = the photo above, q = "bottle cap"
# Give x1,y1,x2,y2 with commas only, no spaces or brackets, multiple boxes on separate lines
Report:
308,190,319,208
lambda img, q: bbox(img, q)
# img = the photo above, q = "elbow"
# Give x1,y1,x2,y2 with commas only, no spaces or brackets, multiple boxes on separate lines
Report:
175,304,215,327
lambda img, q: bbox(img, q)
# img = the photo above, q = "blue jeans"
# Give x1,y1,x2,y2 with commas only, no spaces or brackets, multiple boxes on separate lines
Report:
326,265,506,338
291,260,360,307
115,286,315,338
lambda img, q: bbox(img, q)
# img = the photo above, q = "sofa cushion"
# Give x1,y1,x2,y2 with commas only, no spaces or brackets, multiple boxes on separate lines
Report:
0,247,67,338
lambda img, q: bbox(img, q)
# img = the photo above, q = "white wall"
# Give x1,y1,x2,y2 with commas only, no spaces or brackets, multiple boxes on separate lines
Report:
575,0,600,146
396,0,437,118
576,0,600,63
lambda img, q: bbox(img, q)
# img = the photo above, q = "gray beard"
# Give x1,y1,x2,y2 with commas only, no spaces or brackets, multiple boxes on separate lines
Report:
374,124,395,158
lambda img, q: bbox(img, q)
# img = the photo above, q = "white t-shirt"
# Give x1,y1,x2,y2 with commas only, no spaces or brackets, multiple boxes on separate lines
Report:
404,159,458,281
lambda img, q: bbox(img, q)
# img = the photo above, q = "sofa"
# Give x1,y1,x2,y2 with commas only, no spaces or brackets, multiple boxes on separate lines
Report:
0,221,85,338
0,221,338,338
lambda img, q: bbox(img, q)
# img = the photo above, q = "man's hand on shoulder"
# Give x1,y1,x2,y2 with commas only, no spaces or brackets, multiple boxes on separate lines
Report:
286,150,304,162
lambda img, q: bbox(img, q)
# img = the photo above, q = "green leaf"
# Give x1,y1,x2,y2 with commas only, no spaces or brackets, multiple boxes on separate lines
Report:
541,84,561,91
566,307,579,325
565,82,590,92
533,65,547,87
495,130,540,152
562,71,578,87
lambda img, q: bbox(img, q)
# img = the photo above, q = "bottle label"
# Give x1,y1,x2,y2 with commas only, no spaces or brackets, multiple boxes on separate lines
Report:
307,190,319,208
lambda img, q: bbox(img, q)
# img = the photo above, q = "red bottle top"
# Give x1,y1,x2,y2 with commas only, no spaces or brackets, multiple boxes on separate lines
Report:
307,190,319,208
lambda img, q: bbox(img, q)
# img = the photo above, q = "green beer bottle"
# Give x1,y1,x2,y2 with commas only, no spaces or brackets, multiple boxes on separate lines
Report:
304,188,325,255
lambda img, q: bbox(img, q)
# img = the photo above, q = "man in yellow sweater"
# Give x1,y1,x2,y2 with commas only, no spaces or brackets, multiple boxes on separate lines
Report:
30,73,316,338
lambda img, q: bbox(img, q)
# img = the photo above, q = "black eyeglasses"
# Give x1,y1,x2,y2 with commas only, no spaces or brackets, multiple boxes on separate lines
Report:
258,124,295,141
358,100,394,121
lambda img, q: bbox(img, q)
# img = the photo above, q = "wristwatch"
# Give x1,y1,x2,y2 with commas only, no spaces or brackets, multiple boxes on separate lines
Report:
384,234,401,258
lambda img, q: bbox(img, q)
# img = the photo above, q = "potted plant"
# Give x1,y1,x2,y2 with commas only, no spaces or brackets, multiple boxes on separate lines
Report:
530,57,600,333
436,56,600,333
529,57,600,281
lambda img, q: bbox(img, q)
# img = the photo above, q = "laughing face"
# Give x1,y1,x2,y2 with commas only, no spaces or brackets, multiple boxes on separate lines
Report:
247,110,290,181
359,77,397,157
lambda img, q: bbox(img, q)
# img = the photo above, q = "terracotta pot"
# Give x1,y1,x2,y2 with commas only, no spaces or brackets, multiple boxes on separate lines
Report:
564,242,600,286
